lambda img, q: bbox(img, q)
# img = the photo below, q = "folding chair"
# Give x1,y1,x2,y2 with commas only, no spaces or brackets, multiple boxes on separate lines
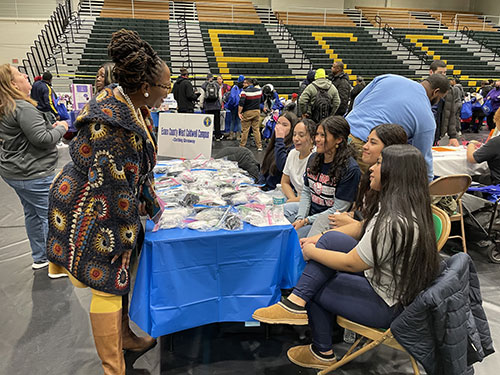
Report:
318,206,452,375
466,184,500,263
429,174,472,252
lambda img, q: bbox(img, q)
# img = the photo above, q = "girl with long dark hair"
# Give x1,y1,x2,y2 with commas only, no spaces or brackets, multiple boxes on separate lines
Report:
253,144,441,370
317,123,408,233
287,116,361,238
281,119,316,202
258,111,298,191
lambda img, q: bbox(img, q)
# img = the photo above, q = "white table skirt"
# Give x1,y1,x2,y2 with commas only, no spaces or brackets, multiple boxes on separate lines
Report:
432,146,489,177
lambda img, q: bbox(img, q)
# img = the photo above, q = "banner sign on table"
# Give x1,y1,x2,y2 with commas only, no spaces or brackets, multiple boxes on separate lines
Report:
71,84,92,110
157,113,213,159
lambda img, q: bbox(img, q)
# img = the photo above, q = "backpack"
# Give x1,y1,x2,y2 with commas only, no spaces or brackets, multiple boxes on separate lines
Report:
222,90,231,104
205,81,218,102
311,83,332,123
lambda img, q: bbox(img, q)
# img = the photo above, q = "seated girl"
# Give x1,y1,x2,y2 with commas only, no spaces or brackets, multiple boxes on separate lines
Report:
252,144,441,370
258,111,298,191
326,123,408,231
467,108,500,185
281,119,316,203
285,116,361,238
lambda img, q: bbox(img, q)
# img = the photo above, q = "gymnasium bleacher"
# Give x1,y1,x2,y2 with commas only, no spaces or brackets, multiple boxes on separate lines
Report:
18,1,500,96
391,28,499,86
73,17,172,86
199,22,297,95
286,25,416,83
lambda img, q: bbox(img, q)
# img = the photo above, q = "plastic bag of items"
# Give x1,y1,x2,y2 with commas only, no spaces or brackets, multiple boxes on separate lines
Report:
187,206,243,232
153,207,192,231
238,203,289,227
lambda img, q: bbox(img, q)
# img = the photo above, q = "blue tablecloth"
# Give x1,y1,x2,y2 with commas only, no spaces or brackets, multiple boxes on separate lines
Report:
129,222,305,337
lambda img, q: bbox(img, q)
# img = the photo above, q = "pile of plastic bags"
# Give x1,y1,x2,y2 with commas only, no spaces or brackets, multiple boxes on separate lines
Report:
153,158,288,232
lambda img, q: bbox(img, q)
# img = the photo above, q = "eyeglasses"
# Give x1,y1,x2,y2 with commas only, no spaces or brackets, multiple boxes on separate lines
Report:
152,83,171,91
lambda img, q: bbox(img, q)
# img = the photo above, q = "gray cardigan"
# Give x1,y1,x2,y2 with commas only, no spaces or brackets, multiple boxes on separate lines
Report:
0,100,66,180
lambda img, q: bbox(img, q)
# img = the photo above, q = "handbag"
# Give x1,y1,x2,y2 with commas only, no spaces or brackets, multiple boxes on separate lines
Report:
482,99,493,115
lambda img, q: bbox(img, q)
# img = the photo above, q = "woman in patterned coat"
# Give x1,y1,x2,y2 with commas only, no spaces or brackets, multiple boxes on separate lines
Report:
47,29,170,374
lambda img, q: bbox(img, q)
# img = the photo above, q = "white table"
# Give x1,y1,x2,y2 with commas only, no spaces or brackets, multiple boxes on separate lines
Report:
432,146,489,177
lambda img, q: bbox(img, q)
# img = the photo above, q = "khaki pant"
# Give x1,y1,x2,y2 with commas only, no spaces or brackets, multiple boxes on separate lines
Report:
349,134,370,174
240,109,262,148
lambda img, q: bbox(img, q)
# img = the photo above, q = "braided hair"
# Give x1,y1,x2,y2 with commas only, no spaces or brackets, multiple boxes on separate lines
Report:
308,116,354,185
107,29,164,94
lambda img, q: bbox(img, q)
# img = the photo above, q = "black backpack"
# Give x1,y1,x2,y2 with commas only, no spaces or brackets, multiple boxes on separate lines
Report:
311,83,332,123
205,81,218,102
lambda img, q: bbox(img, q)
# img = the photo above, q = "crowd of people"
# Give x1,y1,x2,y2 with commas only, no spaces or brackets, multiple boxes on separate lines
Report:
1,26,498,375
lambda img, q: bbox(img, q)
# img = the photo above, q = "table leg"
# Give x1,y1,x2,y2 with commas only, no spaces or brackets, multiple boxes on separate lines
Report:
160,334,173,374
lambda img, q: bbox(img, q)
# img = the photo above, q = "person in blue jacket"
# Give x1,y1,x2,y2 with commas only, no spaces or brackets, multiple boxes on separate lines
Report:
225,75,245,140
30,71,59,120
258,111,298,191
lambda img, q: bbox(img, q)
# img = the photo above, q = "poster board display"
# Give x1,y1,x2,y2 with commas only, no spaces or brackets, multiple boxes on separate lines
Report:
71,84,92,110
157,113,213,159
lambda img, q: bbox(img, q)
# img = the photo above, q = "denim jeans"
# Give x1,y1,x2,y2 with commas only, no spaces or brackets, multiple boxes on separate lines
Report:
3,174,55,262
230,108,241,133
293,231,401,352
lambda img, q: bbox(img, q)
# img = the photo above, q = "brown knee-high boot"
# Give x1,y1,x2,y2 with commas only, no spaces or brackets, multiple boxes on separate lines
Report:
90,310,126,375
122,294,157,352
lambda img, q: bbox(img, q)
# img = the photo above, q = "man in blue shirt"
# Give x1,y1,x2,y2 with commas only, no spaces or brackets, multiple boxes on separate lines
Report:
346,74,450,181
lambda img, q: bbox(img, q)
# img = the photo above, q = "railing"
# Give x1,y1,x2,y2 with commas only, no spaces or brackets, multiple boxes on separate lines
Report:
19,0,81,82
278,7,356,26
368,9,443,30
276,22,311,70
380,23,430,69
454,13,500,31
177,15,194,87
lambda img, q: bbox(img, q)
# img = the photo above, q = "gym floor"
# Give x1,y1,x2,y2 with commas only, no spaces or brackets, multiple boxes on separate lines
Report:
1,131,499,375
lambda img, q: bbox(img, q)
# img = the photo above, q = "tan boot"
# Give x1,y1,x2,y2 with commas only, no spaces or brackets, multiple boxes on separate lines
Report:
122,295,156,352
90,310,125,375
229,131,235,140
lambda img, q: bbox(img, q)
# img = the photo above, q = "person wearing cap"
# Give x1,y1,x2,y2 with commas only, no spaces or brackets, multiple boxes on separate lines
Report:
199,72,223,140
299,68,340,123
225,75,245,140
30,71,59,120
284,92,299,115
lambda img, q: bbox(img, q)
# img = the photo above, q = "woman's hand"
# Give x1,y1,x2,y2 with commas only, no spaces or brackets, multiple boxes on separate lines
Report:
293,218,307,230
274,122,286,138
329,212,355,228
302,243,316,261
53,120,69,131
111,249,132,269
300,233,322,248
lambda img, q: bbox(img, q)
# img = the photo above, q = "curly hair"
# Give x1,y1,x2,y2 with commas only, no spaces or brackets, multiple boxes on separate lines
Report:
308,116,354,184
108,29,164,93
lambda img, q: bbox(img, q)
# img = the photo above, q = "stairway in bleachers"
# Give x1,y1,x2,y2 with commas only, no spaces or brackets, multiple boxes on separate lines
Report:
169,20,210,88
442,30,500,73
73,17,172,85
287,25,416,83
170,1,198,21
391,28,499,86
199,22,297,96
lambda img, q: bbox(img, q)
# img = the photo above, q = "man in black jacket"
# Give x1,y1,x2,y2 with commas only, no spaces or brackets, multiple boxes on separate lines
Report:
30,71,59,120
172,68,198,113
329,61,351,116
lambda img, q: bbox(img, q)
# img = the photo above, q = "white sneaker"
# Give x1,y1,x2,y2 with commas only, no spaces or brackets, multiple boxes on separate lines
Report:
32,261,49,270
48,271,68,279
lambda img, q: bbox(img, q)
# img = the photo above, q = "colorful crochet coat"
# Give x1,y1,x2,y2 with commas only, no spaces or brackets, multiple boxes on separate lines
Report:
47,86,160,295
